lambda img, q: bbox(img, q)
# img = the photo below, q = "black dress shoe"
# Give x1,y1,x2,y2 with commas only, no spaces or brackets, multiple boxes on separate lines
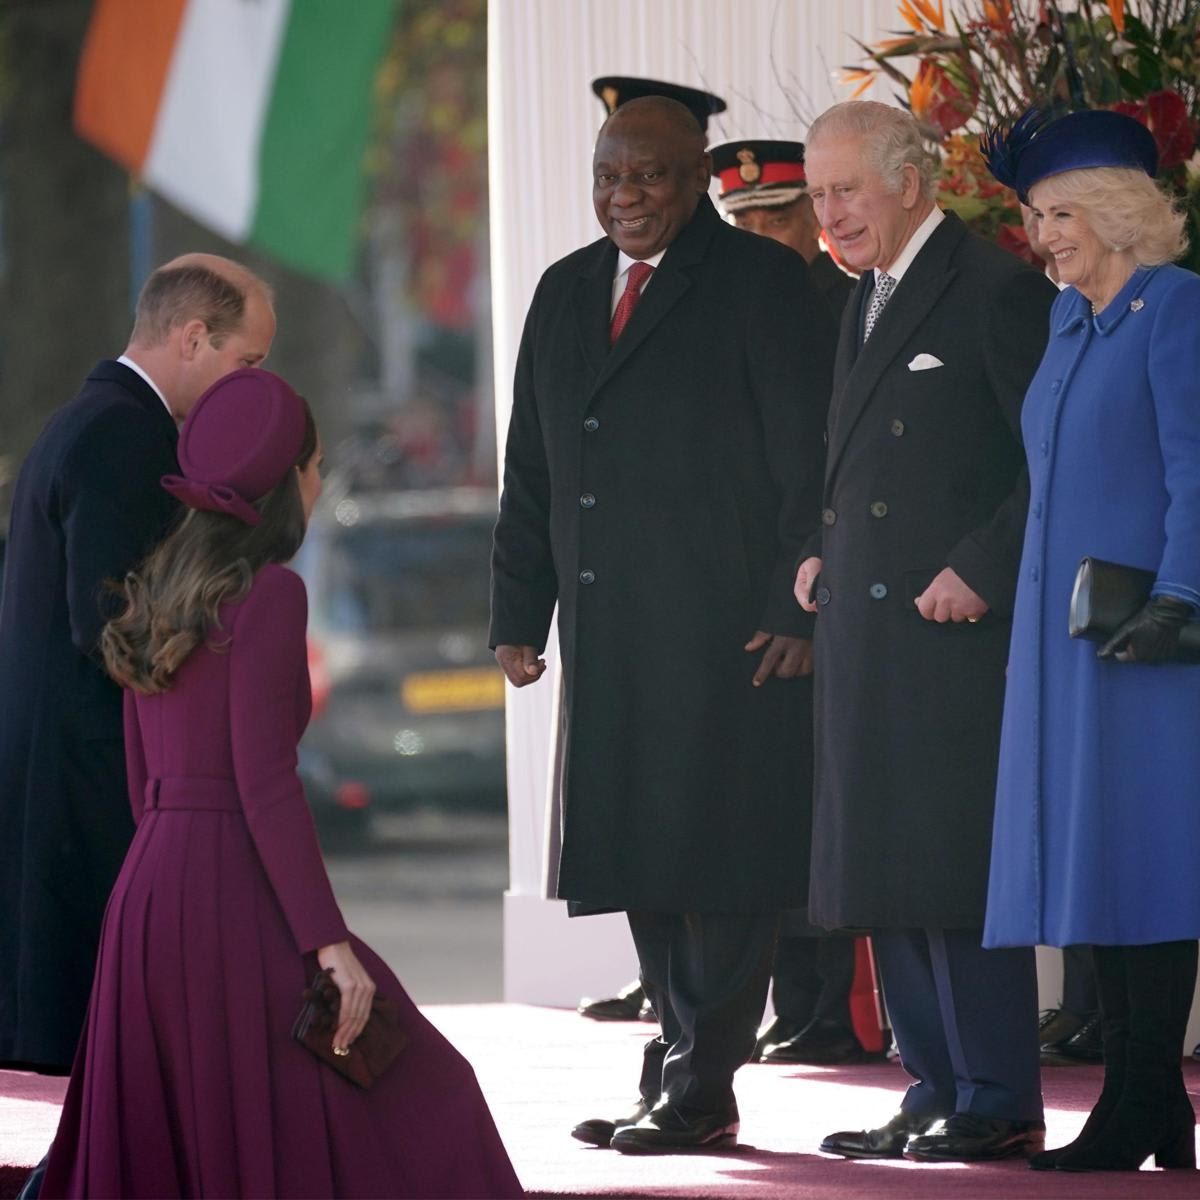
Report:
577,981,645,1021
611,1102,739,1155
904,1114,1046,1162
571,1099,652,1147
1037,1006,1085,1054
1041,1013,1103,1066
760,1017,867,1066
820,1110,938,1159
638,996,657,1022
752,1015,807,1061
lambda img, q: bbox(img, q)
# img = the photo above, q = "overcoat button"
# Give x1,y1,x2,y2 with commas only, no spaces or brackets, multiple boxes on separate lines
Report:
579,569,596,585
891,419,905,437
1051,380,1062,394
821,508,837,526
1041,441,1049,457
1030,567,1039,582
580,493,596,508
583,417,600,432
869,583,888,600
869,501,889,518
816,587,831,606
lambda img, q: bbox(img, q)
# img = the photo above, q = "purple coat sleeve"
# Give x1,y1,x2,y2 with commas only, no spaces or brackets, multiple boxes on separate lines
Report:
229,565,350,954
123,688,148,825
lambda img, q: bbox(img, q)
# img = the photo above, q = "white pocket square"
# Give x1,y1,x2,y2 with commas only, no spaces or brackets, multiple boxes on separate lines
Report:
907,353,944,371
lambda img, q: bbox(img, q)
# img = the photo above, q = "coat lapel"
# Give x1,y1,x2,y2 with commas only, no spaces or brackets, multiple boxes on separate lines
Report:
825,214,964,483
570,240,618,384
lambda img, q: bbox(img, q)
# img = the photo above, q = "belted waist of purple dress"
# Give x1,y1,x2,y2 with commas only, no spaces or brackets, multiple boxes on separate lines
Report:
144,777,240,813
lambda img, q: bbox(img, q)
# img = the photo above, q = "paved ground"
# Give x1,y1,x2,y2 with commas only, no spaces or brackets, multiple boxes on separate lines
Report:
322,808,509,1003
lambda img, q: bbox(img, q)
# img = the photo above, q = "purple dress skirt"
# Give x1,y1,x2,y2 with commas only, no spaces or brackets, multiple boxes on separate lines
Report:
41,565,522,1198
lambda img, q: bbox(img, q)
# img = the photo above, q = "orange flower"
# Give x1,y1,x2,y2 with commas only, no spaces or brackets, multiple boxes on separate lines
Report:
898,0,946,32
842,67,877,99
1108,0,1126,34
983,0,1014,32
909,59,975,134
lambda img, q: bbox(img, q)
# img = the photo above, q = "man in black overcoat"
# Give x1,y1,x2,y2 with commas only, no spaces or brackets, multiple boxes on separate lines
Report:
0,254,275,1073
490,97,834,1153
795,101,1058,1163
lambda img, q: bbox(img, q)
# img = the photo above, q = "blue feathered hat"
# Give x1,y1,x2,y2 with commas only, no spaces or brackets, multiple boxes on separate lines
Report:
981,107,1158,204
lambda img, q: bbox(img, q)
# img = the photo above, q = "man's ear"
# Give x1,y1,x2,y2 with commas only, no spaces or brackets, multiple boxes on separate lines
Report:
178,317,208,362
697,150,714,192
900,163,923,210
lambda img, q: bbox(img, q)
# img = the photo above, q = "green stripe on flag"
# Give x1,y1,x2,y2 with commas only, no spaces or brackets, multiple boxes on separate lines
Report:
251,0,399,281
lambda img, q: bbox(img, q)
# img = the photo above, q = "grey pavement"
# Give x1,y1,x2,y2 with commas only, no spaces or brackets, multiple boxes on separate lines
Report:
324,809,508,1004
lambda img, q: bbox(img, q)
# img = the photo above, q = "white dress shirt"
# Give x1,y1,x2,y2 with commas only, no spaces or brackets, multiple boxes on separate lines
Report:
117,354,175,422
611,248,665,316
876,206,945,287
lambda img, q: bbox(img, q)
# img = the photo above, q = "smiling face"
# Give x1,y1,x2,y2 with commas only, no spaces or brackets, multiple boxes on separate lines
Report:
733,196,822,263
592,105,711,259
1027,177,1132,304
805,134,928,273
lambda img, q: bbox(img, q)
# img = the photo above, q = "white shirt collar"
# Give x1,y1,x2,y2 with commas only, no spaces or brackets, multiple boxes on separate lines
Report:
875,206,944,286
117,354,175,421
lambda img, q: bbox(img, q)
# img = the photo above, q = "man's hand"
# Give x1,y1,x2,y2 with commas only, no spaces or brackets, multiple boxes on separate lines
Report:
745,631,814,685
915,567,989,624
794,557,823,613
495,644,547,687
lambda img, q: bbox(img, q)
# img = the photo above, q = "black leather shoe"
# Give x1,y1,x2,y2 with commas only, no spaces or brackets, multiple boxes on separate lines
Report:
820,1110,939,1159
577,981,645,1021
571,1099,652,1147
611,1102,739,1154
752,1015,807,1061
638,995,657,1022
1041,1013,1103,1066
1038,1006,1086,1056
760,1018,867,1066
904,1114,1046,1162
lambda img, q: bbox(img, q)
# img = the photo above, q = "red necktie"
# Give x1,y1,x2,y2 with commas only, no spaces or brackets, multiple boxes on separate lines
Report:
610,261,654,345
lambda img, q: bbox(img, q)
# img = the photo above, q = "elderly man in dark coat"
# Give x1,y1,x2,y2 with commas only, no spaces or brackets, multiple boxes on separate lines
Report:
0,254,275,1074
795,101,1057,1163
491,96,834,1153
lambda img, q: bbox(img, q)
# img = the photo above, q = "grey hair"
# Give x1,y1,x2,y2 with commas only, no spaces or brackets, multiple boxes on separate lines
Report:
1028,166,1188,267
808,101,940,202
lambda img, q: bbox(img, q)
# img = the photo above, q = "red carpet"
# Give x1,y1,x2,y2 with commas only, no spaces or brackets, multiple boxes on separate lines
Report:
4,1004,1199,1198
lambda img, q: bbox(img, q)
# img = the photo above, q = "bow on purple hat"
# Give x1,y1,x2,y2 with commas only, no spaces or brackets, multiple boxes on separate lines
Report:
162,367,307,526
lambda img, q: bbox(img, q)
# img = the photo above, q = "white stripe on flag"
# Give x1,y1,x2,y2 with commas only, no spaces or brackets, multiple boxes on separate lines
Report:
143,0,292,243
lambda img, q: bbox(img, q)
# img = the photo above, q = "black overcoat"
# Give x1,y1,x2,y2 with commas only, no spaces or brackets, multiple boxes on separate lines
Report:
807,214,1057,930
0,361,179,1069
491,197,835,913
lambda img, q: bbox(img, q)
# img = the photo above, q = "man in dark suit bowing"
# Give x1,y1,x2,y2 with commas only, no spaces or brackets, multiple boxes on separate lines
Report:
491,96,834,1153
0,254,275,1075
795,101,1056,1162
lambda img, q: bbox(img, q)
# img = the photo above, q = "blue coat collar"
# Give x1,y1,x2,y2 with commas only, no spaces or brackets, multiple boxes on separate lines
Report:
1055,266,1159,337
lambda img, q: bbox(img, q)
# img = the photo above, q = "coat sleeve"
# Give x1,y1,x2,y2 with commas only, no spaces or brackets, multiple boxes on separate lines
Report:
490,276,559,650
229,567,350,954
945,266,1056,615
123,688,148,825
1147,274,1200,608
60,406,179,654
744,251,835,636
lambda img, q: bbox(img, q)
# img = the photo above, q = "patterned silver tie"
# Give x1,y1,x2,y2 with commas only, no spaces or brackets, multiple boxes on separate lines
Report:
863,271,896,340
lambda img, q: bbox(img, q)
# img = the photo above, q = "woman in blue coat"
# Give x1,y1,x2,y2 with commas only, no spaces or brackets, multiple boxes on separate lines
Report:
983,108,1199,1173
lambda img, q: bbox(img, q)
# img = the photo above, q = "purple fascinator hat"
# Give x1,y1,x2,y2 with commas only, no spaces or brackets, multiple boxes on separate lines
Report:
981,106,1158,204
161,367,307,526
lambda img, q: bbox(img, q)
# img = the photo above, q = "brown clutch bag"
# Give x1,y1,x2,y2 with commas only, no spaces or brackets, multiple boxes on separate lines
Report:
292,967,408,1089
1068,556,1200,663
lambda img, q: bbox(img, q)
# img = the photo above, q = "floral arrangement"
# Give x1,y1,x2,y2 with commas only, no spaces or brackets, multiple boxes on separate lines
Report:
847,0,1200,272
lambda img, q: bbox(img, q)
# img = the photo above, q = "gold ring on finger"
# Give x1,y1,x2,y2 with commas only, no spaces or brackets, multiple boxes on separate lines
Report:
333,1046,350,1057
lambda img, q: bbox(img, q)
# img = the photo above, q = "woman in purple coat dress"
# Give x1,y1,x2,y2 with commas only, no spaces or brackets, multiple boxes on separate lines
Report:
40,368,522,1198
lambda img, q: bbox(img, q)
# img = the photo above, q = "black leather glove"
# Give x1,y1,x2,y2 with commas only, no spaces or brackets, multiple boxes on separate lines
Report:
1098,594,1194,665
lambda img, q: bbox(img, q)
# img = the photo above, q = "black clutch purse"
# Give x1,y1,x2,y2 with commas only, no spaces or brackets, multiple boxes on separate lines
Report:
292,967,407,1089
1068,557,1200,663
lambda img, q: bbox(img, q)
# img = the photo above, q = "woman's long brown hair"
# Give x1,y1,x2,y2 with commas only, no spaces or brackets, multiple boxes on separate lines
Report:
102,400,317,694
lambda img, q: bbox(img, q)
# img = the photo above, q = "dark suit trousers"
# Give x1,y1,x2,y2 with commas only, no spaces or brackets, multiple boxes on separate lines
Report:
628,910,777,1115
873,928,1042,1121
771,933,856,1027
